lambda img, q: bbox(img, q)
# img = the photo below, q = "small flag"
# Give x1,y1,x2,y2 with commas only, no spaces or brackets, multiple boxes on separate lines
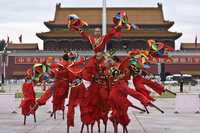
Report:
19,34,22,43
195,35,197,48
7,36,9,44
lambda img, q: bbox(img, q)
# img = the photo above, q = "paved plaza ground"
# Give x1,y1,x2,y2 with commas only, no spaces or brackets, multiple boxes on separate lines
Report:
1,84,200,133
1,98,200,133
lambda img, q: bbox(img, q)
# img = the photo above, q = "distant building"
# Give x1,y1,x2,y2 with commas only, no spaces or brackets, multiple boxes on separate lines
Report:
149,51,200,76
5,3,200,79
180,43,200,50
6,43,39,51
0,43,39,79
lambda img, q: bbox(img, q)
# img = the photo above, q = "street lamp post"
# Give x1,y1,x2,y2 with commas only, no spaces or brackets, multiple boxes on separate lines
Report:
158,62,161,81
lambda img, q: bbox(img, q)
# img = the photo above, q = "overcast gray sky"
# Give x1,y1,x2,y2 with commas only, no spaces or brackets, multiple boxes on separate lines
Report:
0,0,199,50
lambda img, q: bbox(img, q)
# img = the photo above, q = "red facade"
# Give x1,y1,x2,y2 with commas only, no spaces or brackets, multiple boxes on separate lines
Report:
3,52,200,79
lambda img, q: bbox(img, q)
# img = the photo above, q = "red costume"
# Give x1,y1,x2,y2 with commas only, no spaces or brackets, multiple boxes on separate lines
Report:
36,88,52,106
20,82,36,116
81,56,110,126
36,62,69,107
52,79,68,114
132,75,164,101
76,26,119,128
106,60,150,128
109,79,150,126
80,28,117,53
66,66,85,127
54,57,86,129
119,55,165,102
35,62,69,120
36,68,69,119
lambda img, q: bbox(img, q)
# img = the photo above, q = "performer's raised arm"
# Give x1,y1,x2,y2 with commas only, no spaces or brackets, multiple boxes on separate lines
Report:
80,29,91,43
102,28,118,44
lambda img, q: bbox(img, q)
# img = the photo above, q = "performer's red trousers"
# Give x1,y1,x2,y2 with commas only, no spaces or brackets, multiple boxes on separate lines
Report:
133,75,164,101
67,83,85,127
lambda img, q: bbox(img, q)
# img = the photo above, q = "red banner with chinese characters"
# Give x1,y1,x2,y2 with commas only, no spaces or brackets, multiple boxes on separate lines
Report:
158,56,200,64
15,56,63,64
14,56,200,64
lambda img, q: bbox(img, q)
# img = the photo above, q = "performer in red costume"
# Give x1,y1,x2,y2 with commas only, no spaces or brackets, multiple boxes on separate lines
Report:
20,79,36,125
80,52,111,133
128,49,165,102
80,27,118,53
66,61,86,133
51,72,68,119
35,61,69,115
33,54,72,116
109,80,151,133
34,71,68,120
132,74,164,101
106,58,151,133
67,12,121,133
35,51,75,107
119,49,165,102
68,13,128,54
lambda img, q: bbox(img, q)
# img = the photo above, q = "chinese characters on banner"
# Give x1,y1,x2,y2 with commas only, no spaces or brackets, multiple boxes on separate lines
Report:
14,56,200,64
157,56,200,64
15,56,63,64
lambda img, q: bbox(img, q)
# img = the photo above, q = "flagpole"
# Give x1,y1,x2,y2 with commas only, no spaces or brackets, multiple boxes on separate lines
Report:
195,35,197,48
102,0,107,52
3,42,8,84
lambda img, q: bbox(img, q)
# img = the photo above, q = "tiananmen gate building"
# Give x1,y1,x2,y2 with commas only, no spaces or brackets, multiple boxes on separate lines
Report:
36,3,181,51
